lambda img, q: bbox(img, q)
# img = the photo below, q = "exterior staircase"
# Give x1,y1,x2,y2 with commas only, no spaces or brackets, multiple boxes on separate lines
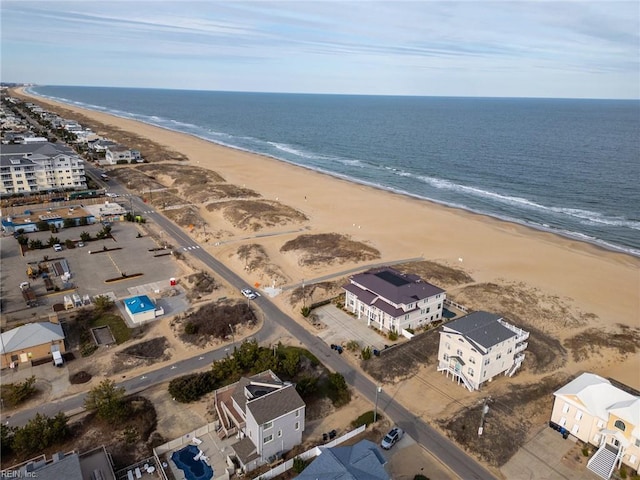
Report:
587,444,618,479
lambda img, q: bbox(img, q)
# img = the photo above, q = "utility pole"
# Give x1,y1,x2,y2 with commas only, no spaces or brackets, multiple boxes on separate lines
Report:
478,397,490,436
374,385,382,422
228,324,235,347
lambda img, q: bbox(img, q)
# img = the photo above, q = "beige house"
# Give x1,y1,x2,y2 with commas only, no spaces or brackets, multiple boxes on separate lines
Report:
550,373,640,479
437,311,529,391
0,321,66,369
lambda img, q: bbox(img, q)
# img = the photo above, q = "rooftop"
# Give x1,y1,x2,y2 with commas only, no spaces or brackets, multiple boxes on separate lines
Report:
442,311,517,350
124,295,156,314
1,322,65,353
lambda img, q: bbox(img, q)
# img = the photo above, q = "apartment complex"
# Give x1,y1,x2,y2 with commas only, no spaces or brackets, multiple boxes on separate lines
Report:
214,371,306,473
0,142,86,195
551,373,640,479
437,311,529,391
343,267,445,333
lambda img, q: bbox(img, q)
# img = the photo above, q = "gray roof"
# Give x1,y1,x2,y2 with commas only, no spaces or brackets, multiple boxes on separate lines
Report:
346,268,444,307
248,384,305,425
231,371,283,413
296,439,389,480
0,142,75,157
0,322,65,354
442,311,516,349
20,453,83,480
0,155,36,167
232,436,259,464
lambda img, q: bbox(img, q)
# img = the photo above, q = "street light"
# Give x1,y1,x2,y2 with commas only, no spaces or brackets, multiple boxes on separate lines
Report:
229,324,235,346
374,385,382,422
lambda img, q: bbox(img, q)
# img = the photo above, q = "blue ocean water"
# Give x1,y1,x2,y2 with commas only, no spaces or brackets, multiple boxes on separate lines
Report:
29,86,640,256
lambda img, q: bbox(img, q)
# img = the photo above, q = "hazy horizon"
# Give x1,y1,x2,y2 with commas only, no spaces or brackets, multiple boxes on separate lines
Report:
3,2,638,100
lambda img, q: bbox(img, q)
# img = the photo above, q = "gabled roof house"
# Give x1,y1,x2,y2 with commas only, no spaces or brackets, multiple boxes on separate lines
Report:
0,321,66,369
214,370,305,474
343,267,446,333
437,311,529,391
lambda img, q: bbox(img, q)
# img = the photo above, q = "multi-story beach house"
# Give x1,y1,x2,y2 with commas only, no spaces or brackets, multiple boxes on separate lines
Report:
213,370,306,473
343,267,445,333
104,145,142,165
437,311,529,391
550,373,640,479
0,142,86,195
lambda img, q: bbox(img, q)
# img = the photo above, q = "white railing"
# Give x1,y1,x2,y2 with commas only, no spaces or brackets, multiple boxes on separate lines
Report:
437,363,475,391
444,299,468,313
250,425,366,480
498,319,530,341
515,342,528,353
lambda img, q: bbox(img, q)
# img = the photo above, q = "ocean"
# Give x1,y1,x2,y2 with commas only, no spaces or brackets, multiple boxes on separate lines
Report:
29,86,640,257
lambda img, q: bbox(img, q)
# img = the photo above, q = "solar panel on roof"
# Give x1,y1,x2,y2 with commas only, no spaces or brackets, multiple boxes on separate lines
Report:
374,270,410,286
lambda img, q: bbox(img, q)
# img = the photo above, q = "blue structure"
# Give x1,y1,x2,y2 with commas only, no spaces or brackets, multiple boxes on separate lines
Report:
123,295,156,324
171,445,213,480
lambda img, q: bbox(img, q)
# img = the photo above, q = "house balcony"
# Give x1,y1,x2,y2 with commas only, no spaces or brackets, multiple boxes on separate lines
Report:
437,361,475,391
498,318,530,342
514,341,528,354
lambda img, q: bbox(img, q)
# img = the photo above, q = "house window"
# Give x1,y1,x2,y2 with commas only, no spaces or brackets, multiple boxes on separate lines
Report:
295,422,300,430
597,420,605,429
575,411,583,421
507,348,513,354
496,354,502,360
484,358,490,365
456,349,463,357
427,307,430,313
446,342,450,350
404,314,409,320
614,420,626,431
636,439,640,448
264,421,273,430
264,434,273,444
571,424,579,435
296,410,300,417
593,433,601,444
559,417,567,426
468,368,474,377
277,430,282,438
437,304,441,309
469,357,475,364
458,338,464,343
562,403,570,414
443,353,449,361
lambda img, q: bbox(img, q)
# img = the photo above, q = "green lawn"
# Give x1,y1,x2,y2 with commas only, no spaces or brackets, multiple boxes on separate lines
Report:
90,313,131,344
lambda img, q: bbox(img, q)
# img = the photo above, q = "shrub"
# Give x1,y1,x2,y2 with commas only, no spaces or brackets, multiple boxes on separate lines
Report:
85,379,128,422
351,410,381,428
406,327,415,334
345,340,360,352
361,346,372,360
47,236,61,247
16,235,28,246
295,376,318,399
36,220,49,231
388,330,399,341
168,371,218,403
11,412,70,455
80,231,92,241
29,239,43,250
65,239,75,249
184,322,198,335
582,446,590,457
300,306,311,317
80,343,98,357
293,457,309,473
327,372,351,407
620,466,627,479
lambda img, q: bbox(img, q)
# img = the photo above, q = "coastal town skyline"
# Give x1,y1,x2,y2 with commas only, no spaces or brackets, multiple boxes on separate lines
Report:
2,1,638,100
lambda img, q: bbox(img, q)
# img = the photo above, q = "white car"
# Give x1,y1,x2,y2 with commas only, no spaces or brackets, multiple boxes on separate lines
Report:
241,288,258,299
381,427,404,450
53,243,63,252
105,192,119,198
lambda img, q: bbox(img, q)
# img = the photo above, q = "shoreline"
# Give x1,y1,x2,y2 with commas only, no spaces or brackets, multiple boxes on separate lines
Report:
24,87,640,259
10,88,640,338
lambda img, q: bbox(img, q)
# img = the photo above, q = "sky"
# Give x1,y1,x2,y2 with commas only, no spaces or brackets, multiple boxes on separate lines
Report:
1,1,638,99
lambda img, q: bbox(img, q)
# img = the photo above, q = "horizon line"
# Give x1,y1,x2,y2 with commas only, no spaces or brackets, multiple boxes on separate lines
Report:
6,83,639,102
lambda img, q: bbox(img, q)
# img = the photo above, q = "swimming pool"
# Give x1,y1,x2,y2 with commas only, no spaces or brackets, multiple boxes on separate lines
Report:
171,444,213,480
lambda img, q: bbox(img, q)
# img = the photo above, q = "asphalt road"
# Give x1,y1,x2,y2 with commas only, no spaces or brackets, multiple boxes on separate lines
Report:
12,166,497,480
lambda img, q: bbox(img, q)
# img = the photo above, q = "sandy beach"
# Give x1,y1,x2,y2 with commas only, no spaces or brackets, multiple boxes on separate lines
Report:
12,89,640,390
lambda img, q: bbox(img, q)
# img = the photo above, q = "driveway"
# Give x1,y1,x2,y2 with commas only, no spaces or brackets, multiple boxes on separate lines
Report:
313,305,387,351
500,426,601,480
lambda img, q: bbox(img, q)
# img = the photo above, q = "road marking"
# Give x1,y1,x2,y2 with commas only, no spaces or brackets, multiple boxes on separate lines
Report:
199,356,204,360
171,366,176,370
141,375,147,380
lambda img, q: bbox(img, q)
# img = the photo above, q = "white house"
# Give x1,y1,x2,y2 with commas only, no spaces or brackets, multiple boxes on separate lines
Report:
0,142,86,195
214,370,306,473
343,267,445,333
437,311,529,391
550,373,640,479
103,145,142,165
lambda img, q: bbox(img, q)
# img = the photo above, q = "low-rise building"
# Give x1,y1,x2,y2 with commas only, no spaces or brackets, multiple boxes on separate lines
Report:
103,145,142,165
124,295,162,324
437,311,529,391
0,321,66,369
343,267,446,333
214,370,306,473
550,373,640,479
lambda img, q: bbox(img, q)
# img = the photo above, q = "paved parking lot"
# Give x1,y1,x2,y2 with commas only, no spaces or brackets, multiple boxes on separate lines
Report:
0,221,180,325
313,304,387,351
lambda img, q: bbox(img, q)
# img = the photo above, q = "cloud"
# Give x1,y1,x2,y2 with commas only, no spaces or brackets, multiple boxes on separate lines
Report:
1,1,638,98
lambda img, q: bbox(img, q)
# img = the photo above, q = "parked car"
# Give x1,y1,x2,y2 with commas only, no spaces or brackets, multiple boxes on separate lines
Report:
53,243,63,252
105,192,119,198
77,242,85,248
241,288,258,299
381,427,404,450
